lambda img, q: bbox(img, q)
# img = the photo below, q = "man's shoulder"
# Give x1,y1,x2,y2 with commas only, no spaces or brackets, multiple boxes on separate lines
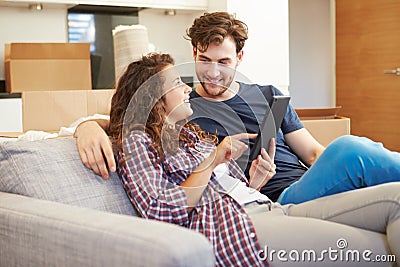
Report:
239,82,282,95
238,82,283,105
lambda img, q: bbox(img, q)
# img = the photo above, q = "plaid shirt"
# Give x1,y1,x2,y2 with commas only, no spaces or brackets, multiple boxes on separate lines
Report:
118,128,269,267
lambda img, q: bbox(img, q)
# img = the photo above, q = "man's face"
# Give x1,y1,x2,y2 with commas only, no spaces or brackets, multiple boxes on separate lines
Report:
193,37,243,99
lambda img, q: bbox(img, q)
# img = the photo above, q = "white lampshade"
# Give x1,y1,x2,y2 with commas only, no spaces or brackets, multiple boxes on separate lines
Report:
113,25,150,81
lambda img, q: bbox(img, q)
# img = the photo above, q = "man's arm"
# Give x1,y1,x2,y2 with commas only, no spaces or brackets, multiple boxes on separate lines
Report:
74,119,115,179
284,128,325,167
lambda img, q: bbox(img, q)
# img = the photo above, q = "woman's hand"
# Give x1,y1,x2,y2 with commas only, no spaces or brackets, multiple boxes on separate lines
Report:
248,138,276,190
211,133,257,168
182,133,256,209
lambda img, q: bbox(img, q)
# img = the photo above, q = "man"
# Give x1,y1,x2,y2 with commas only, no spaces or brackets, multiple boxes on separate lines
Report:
75,12,400,204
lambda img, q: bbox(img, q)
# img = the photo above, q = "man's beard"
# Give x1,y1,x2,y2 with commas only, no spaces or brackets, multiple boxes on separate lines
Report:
199,82,228,96
199,76,234,97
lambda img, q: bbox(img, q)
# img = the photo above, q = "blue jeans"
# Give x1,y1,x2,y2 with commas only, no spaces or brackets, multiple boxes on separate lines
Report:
277,135,400,204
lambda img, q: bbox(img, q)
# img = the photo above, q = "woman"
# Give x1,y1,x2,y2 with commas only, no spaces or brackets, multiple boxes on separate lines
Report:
109,53,400,267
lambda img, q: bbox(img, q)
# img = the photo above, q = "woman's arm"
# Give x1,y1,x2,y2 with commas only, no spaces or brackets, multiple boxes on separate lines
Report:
181,133,254,209
123,132,254,221
121,131,190,225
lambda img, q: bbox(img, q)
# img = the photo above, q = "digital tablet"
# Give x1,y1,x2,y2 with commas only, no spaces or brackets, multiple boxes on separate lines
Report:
249,95,291,161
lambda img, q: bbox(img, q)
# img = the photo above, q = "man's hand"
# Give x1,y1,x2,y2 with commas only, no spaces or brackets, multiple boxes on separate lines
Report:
248,138,276,190
74,120,115,179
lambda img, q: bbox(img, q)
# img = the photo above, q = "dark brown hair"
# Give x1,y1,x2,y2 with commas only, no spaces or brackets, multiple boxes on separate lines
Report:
186,12,248,53
109,53,216,157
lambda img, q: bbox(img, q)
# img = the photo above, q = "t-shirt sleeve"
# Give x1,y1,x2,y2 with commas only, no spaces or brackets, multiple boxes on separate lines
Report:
271,86,304,134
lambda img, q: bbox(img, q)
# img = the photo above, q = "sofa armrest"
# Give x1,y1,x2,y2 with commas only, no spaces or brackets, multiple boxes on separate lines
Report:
0,192,214,267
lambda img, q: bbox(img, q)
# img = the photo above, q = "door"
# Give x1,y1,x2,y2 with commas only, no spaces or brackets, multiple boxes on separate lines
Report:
336,0,400,151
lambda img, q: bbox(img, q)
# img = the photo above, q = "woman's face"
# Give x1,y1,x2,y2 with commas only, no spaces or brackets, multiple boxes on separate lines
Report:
162,65,193,124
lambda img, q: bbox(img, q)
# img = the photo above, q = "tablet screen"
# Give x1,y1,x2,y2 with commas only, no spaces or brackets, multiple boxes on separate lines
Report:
249,95,291,161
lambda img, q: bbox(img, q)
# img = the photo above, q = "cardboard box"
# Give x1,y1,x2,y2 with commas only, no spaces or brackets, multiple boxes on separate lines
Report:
22,89,114,132
297,108,350,147
0,132,22,138
5,43,92,93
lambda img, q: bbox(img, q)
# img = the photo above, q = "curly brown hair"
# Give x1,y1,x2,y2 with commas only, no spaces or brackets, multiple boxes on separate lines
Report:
186,12,248,53
109,53,216,157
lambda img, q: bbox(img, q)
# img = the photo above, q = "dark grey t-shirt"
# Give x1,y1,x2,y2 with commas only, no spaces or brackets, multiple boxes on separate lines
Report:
189,82,308,201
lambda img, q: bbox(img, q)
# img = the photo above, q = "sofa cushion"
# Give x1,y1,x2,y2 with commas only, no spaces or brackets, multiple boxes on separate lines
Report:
0,138,138,216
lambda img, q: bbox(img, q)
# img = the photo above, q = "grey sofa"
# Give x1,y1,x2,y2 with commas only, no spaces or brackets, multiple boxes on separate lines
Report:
0,138,215,267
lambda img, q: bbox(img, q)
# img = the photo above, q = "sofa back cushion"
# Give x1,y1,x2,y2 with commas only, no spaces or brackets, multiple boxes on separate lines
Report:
0,138,138,216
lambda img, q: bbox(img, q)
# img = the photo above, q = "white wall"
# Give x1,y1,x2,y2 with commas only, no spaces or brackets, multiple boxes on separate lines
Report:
0,6,68,80
192,0,334,107
0,98,21,132
288,0,335,108
226,0,289,94
138,9,203,69
138,9,206,79
207,0,290,94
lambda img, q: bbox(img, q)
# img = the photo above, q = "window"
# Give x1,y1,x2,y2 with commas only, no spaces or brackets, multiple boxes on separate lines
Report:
67,5,140,89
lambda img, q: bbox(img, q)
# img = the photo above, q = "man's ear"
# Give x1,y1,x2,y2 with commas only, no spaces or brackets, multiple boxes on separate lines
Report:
237,50,244,66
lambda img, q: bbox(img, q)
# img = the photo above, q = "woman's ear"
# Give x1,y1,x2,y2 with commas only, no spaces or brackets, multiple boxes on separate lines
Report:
192,47,197,59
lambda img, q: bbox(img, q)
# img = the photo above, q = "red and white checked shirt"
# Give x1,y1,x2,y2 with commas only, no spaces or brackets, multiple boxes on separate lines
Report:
118,128,269,267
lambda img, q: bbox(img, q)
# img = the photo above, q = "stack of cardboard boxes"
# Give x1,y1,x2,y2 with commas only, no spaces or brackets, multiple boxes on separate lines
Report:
3,42,114,135
5,43,92,93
